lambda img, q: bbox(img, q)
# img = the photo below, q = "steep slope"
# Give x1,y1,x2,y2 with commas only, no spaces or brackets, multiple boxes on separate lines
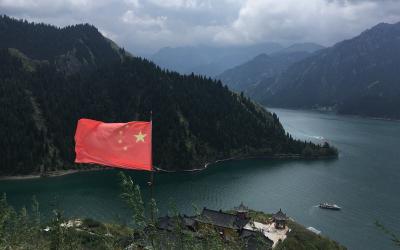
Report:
218,51,311,92
252,22,400,119
0,49,49,175
150,43,283,77
217,43,323,92
0,18,337,175
0,15,125,74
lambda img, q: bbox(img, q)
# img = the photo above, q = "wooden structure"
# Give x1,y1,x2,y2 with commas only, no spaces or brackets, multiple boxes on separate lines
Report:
194,208,250,240
157,207,275,249
272,209,288,229
234,202,249,220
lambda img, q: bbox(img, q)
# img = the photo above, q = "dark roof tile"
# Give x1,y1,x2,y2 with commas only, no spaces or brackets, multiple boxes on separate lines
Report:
195,208,249,229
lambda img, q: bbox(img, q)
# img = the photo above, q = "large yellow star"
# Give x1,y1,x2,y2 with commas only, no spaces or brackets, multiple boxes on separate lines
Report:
134,131,146,143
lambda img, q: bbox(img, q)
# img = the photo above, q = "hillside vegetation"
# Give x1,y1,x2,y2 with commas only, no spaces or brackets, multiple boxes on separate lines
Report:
0,16,337,175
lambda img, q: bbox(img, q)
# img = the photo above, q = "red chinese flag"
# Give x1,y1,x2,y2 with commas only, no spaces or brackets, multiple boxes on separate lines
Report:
74,119,152,171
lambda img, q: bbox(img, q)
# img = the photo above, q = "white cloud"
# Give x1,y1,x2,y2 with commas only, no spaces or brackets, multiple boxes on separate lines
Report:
214,0,400,46
146,0,209,9
1,0,400,54
121,10,167,29
123,0,140,8
0,0,112,15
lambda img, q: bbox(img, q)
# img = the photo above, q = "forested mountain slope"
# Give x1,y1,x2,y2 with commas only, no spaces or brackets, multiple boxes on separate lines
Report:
0,15,125,74
0,17,337,175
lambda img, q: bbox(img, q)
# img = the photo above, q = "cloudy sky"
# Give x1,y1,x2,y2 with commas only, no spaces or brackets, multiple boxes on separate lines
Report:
1,0,400,55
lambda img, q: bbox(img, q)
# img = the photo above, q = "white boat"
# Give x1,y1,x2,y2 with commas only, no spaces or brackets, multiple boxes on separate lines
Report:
319,202,341,210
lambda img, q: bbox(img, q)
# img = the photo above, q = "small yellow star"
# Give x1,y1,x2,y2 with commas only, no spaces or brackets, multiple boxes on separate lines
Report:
134,131,146,143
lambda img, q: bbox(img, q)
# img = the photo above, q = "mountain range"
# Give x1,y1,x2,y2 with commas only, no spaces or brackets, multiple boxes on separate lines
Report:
217,43,323,92
150,43,284,77
0,15,336,175
246,22,400,119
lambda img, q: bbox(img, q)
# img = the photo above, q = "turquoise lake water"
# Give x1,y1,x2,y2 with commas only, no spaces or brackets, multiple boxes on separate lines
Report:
1,108,399,249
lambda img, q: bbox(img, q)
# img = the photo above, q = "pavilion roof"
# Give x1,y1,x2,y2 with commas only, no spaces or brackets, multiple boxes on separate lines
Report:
272,209,288,221
234,202,249,213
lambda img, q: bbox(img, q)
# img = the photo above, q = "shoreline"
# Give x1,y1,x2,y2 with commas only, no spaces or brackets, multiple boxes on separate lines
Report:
267,106,400,123
155,153,338,173
0,154,337,181
0,168,108,181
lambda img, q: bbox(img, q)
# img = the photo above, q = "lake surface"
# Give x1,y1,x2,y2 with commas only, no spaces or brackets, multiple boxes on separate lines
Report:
1,108,400,250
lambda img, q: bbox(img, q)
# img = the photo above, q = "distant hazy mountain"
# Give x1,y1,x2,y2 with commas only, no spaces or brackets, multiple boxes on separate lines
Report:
250,22,400,119
278,43,324,54
217,43,323,92
150,43,283,76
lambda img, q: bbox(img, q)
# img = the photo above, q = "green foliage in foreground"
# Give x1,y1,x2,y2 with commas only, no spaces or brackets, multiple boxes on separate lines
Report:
0,173,346,249
0,193,134,250
275,221,346,250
